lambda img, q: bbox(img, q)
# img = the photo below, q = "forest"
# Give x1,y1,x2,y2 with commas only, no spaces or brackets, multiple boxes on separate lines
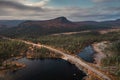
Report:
0,39,29,66
23,31,120,54
0,38,61,68
101,41,120,78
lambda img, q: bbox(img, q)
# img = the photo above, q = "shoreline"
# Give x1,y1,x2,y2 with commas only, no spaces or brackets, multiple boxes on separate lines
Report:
92,41,107,66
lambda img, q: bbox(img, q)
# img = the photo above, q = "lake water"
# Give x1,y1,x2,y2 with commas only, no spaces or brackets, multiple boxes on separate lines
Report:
78,45,95,63
4,58,86,80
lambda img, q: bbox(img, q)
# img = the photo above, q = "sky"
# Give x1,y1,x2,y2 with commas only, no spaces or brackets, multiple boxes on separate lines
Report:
0,0,120,21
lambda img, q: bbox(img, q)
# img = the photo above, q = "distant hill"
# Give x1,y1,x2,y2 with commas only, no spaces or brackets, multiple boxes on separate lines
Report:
0,20,25,27
0,17,120,38
0,25,8,32
100,19,120,27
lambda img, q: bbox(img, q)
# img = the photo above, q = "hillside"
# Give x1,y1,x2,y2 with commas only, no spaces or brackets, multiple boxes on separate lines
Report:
0,17,120,38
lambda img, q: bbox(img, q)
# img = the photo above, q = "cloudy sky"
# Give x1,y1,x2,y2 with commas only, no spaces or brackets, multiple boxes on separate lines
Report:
0,0,120,21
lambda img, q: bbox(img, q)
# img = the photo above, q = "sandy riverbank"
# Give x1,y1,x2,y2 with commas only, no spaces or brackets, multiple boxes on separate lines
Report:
92,41,108,66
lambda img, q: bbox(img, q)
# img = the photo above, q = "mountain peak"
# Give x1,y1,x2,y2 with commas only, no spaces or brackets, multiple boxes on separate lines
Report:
55,16,67,19
54,16,71,23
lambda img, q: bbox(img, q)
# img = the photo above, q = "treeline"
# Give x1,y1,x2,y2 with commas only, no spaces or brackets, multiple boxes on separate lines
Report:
24,31,120,54
0,39,29,66
0,39,63,66
27,47,62,59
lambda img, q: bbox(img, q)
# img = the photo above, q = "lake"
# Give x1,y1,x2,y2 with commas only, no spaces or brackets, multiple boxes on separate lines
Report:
78,45,95,63
4,58,86,80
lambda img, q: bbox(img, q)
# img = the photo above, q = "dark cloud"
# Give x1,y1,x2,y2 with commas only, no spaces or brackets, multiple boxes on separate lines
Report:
0,0,119,21
0,1,43,11
69,6,120,21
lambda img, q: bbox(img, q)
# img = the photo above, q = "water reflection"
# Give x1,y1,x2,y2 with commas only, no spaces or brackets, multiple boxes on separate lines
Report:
4,58,86,80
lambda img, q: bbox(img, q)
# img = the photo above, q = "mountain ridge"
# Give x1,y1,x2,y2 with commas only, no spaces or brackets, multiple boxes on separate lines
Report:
0,17,120,38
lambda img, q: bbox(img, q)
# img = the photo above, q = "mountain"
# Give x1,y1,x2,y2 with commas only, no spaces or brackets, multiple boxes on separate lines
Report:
0,20,25,27
49,16,71,23
0,25,8,31
0,17,120,38
19,17,76,28
100,19,120,27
